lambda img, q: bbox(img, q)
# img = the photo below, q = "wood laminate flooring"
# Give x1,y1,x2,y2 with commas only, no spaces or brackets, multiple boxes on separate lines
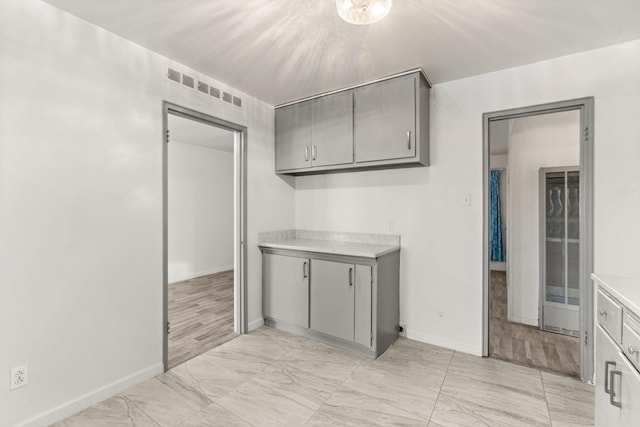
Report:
168,270,237,369
489,270,580,376
57,326,594,426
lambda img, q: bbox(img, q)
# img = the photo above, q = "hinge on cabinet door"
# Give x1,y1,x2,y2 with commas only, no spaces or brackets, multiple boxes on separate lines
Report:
583,126,589,142
370,331,373,347
166,129,170,144
167,321,171,335
370,266,373,284
584,330,588,346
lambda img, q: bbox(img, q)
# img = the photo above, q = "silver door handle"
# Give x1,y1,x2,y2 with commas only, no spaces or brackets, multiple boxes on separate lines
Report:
311,145,317,161
348,267,353,286
304,146,309,161
609,370,622,408
303,261,308,278
604,361,616,394
629,345,638,355
599,308,608,318
407,131,411,150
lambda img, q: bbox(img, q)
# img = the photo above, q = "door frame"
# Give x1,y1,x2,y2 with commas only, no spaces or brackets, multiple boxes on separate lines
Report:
481,97,594,382
161,101,248,371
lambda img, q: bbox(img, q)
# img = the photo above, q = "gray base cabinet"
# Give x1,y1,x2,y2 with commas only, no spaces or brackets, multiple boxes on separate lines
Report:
262,253,309,328
275,70,429,176
261,248,400,358
594,282,640,425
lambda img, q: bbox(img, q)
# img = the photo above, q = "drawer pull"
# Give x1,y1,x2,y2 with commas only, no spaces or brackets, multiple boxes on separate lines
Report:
629,345,638,355
609,370,622,408
604,361,616,394
348,267,353,286
303,261,308,278
599,308,608,318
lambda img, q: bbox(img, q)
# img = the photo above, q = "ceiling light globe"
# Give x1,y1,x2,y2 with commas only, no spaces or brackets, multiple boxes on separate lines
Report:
336,0,393,25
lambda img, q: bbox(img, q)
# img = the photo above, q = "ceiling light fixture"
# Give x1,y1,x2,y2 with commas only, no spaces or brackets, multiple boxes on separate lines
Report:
336,0,393,25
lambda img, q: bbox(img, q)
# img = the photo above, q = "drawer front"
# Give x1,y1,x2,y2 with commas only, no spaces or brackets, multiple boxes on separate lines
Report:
623,312,640,372
597,289,623,344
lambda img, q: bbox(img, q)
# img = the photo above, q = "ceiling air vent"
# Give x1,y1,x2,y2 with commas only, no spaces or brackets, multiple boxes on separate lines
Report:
167,68,181,82
197,81,209,94
222,92,233,103
182,74,195,88
210,87,221,98
232,96,242,107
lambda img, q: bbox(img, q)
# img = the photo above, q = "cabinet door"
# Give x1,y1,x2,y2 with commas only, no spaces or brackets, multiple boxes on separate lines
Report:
354,265,372,347
275,102,311,171
354,74,416,163
263,254,309,328
311,91,353,167
596,325,640,425
310,259,354,341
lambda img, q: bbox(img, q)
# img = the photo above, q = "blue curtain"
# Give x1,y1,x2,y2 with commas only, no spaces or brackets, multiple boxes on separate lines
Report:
490,170,506,262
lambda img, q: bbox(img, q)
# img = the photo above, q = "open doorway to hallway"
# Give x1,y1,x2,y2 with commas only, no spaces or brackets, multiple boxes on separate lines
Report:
483,98,594,381
162,103,248,370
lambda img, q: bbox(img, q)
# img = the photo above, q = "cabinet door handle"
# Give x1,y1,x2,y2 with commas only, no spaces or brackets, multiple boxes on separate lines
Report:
407,131,411,150
609,370,622,408
604,361,616,394
599,308,608,318
629,345,638,355
348,267,353,286
303,261,308,278
311,145,317,161
304,146,310,162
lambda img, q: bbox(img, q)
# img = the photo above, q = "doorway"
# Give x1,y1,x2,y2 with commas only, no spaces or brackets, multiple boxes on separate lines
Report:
162,102,247,371
482,98,594,381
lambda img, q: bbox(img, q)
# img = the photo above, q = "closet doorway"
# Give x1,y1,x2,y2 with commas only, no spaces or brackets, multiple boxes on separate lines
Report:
482,98,594,381
162,102,247,370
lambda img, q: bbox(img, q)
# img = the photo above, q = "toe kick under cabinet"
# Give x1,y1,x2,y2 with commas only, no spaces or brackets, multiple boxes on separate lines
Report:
260,242,400,358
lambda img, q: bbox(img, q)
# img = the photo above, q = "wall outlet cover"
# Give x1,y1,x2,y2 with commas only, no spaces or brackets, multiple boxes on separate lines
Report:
10,365,29,390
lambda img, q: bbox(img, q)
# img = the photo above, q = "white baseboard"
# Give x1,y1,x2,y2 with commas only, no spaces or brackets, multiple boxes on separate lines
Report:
17,363,164,427
405,328,482,356
248,318,265,331
168,265,234,284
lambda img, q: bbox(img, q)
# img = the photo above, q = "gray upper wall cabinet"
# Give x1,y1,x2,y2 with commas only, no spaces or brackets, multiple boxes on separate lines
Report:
275,70,430,175
275,101,312,171
310,91,354,167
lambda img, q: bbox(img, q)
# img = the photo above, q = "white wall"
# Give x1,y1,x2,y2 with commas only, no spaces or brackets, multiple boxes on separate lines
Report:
0,1,294,426
295,38,640,356
168,141,234,283
507,111,580,325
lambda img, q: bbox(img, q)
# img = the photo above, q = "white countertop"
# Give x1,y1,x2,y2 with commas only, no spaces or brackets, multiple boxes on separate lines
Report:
258,238,400,259
592,273,640,315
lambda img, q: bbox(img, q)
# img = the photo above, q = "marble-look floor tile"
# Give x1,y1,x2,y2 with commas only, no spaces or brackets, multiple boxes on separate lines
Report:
51,394,159,427
306,402,429,427
179,403,252,427
447,352,546,398
541,372,594,426
217,379,316,427
122,374,211,426
252,360,345,411
438,356,550,426
430,393,547,427
337,362,441,420
167,352,249,400
377,337,454,372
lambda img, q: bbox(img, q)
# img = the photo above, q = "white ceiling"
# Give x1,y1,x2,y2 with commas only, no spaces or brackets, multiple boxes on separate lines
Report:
44,0,640,105
168,114,234,152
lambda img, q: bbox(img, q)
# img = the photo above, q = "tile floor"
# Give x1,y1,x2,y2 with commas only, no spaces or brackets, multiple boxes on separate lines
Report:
54,326,594,426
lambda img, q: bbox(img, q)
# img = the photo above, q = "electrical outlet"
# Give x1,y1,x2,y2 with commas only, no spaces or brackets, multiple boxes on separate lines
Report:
398,322,407,337
10,365,28,390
